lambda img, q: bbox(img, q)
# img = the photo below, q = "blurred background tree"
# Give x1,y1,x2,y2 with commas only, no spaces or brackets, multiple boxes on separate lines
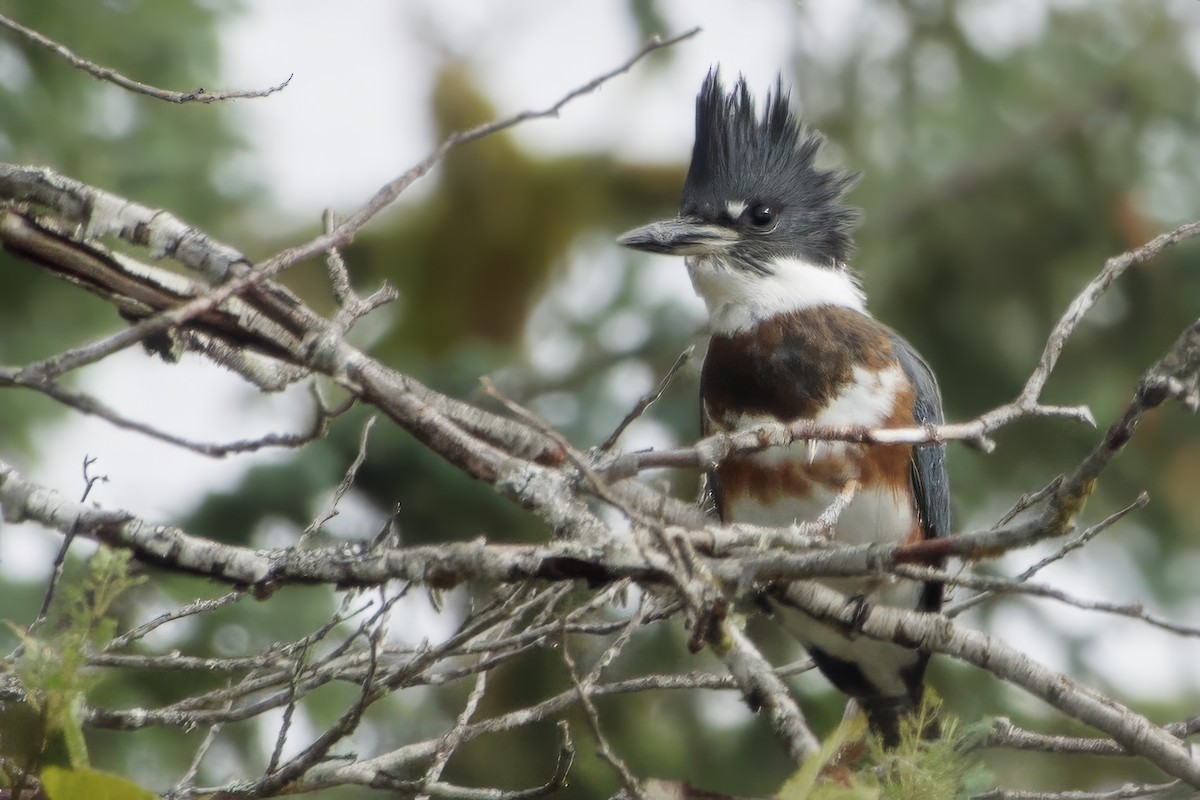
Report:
2,0,1200,797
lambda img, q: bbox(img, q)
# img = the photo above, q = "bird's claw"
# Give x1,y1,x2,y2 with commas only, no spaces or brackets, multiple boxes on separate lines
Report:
845,593,871,635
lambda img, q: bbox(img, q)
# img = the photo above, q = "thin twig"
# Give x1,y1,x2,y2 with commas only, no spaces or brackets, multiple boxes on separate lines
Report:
561,625,646,800
692,480,858,557
166,682,248,800
266,639,312,774
949,493,1149,617
0,368,343,457
299,415,377,546
374,723,575,800
108,590,246,650
418,672,489,798
0,29,700,387
1016,221,1200,413
320,25,701,296
27,453,102,635
323,209,399,331
996,478,1064,527
169,716,228,796
599,344,694,451
0,13,291,104
247,624,384,797
899,561,1200,638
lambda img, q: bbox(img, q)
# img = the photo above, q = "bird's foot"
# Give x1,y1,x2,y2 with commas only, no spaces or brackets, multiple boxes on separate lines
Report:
845,593,871,635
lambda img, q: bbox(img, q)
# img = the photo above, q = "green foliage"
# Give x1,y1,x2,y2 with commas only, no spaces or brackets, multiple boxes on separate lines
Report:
867,699,993,800
778,714,872,800
778,696,991,800
41,765,155,800
8,548,145,770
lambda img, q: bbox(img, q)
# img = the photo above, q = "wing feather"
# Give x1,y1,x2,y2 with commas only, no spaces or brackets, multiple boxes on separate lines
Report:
891,332,950,613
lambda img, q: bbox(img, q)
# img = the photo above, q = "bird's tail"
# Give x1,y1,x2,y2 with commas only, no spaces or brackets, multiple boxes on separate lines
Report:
858,692,939,749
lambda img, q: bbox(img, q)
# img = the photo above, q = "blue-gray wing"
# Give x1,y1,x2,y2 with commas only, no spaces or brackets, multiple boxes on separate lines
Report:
891,333,950,611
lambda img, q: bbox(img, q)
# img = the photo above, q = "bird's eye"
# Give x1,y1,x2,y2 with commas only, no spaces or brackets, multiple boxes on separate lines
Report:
748,204,776,227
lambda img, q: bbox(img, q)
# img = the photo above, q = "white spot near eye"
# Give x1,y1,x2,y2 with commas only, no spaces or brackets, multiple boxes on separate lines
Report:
725,200,747,219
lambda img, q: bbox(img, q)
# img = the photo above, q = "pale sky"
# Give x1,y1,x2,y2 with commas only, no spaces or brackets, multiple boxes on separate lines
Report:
218,0,813,217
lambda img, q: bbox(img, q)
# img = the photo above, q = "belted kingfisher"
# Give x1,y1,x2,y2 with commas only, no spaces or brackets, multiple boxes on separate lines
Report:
618,70,949,746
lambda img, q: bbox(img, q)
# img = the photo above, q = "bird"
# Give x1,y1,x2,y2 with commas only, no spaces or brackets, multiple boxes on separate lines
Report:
617,69,949,747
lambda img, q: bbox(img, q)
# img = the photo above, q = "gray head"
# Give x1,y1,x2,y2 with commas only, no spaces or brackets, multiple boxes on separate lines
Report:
620,69,860,273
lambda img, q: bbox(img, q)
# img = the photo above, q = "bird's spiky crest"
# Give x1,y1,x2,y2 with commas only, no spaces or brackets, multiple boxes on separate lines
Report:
681,69,860,266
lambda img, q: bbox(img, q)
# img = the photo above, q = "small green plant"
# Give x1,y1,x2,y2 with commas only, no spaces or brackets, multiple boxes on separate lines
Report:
868,696,993,800
778,713,876,800
9,546,146,770
777,694,993,800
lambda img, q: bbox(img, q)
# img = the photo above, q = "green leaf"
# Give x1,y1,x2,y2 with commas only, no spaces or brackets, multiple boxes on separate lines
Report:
778,714,877,800
41,766,156,800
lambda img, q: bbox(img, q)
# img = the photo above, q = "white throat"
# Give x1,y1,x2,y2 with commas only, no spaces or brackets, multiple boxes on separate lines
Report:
686,254,868,335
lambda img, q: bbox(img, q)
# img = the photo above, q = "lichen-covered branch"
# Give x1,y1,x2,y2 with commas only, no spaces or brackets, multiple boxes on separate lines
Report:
2,17,1200,798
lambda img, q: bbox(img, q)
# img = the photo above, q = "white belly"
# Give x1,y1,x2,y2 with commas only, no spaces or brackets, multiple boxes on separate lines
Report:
725,464,921,608
723,445,925,700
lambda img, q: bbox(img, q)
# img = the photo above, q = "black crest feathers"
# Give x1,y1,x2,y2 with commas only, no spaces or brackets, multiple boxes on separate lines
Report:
681,69,860,266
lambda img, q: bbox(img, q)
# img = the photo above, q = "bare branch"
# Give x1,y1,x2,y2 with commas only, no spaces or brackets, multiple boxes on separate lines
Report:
778,580,1200,786
0,29,700,385
949,493,1149,617
0,366,339,457
322,208,399,333
718,623,822,761
971,781,1182,800
0,447,1163,608
108,590,246,650
419,671,490,797
897,558,1200,638
26,453,109,634
169,713,229,797
371,722,574,800
599,344,695,451
1018,224,1200,412
562,623,645,800
689,480,856,556
233,625,384,798
299,415,377,546
315,25,700,279
0,12,291,104
985,715,1200,758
